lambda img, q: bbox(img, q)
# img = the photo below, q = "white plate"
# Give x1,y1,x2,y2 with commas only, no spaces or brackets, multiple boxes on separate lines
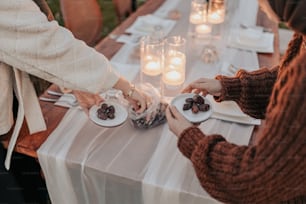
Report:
89,101,128,127
171,93,213,123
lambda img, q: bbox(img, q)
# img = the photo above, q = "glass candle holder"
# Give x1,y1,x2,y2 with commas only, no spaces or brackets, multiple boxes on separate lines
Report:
189,0,207,24
140,36,164,90
162,36,186,98
208,0,226,24
188,0,211,37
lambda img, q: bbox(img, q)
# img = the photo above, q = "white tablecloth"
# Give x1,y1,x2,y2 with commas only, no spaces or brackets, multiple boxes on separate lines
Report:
38,0,262,203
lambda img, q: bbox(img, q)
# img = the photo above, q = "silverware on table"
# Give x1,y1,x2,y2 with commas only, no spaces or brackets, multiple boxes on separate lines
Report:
39,95,78,107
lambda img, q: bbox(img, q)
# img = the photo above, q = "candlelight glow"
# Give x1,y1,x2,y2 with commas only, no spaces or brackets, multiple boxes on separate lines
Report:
189,13,204,24
196,24,212,34
170,56,184,66
143,60,161,76
208,12,224,24
163,70,183,86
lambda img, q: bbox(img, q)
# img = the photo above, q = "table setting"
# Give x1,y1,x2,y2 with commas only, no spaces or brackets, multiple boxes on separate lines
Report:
37,0,275,203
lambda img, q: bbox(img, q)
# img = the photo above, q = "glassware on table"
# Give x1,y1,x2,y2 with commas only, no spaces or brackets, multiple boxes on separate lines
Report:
188,0,212,39
161,36,186,99
207,0,226,25
200,0,227,64
128,83,168,129
140,35,164,91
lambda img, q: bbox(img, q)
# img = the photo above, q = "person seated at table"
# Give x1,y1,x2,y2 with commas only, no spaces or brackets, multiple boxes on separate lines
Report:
166,0,306,203
0,0,149,201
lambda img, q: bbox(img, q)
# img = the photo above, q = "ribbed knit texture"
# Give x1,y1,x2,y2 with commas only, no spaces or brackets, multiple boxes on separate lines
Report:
30,0,54,95
178,33,306,203
215,66,278,119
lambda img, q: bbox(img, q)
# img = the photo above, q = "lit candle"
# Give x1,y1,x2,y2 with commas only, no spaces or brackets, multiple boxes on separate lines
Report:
196,24,212,34
189,13,204,24
143,60,161,76
170,56,184,66
163,70,183,86
208,12,224,24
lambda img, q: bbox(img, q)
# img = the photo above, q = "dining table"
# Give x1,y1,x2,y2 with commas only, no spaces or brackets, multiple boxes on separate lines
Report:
2,0,280,203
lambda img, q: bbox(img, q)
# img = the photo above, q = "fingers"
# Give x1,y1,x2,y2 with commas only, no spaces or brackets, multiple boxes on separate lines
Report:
181,85,193,93
78,102,90,115
165,106,174,120
129,89,151,113
136,100,146,113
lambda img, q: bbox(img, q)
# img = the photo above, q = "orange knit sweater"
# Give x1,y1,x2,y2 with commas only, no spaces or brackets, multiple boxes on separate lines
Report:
178,33,306,203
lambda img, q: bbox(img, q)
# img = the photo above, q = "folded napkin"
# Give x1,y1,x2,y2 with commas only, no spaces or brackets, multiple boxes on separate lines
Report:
125,14,176,36
116,34,142,45
207,95,261,125
227,27,274,53
54,94,78,108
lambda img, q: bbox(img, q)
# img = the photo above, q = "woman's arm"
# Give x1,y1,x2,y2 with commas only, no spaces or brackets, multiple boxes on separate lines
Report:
215,66,278,119
177,53,306,203
0,0,118,94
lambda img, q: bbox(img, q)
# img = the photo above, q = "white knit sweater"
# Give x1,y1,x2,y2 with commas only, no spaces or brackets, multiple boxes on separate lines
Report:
0,0,120,169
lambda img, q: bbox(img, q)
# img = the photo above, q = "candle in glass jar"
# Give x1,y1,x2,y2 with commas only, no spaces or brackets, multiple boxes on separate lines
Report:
189,13,204,24
170,56,184,66
196,24,212,34
143,60,161,76
163,70,183,86
208,12,224,24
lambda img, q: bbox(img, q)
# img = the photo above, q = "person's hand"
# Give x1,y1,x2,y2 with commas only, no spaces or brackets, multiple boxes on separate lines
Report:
124,86,150,113
182,78,222,97
166,105,194,138
72,90,104,115
113,77,150,113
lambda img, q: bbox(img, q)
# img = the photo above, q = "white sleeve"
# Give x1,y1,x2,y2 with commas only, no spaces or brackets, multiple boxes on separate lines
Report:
0,0,120,93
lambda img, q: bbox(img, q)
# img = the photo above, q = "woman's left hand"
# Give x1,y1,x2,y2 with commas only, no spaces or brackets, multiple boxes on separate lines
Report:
72,90,104,115
166,105,194,138
124,87,149,114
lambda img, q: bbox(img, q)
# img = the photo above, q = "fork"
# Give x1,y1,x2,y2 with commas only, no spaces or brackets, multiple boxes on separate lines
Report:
39,96,79,107
41,91,78,106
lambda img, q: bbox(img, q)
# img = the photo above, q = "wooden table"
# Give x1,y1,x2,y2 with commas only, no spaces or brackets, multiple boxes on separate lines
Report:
1,0,280,158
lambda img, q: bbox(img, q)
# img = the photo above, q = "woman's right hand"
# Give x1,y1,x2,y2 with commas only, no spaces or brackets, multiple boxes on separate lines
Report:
182,78,222,96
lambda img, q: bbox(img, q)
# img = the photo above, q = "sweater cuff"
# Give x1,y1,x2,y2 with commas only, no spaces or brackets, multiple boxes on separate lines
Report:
178,126,205,159
215,75,242,102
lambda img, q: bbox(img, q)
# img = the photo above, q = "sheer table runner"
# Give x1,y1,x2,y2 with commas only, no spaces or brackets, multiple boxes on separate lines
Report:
38,0,263,203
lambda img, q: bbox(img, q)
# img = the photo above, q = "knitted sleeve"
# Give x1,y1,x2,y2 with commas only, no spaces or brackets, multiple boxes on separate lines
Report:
178,52,306,203
214,66,278,119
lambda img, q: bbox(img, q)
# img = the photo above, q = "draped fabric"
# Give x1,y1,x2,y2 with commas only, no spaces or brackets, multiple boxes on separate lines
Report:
4,0,53,169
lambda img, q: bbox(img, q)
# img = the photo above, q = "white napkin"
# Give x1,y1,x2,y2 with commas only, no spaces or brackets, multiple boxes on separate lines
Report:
207,95,261,125
125,14,176,36
116,34,142,45
54,94,78,108
227,28,274,53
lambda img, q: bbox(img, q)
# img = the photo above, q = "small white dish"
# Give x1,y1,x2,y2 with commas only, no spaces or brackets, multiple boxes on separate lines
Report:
89,101,128,127
171,93,213,123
